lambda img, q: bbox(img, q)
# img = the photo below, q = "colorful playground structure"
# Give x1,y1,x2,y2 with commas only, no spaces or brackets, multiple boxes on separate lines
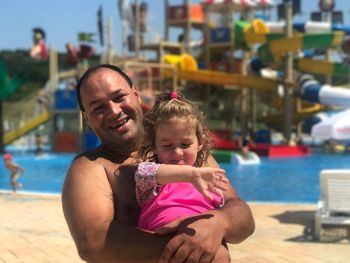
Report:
3,0,350,158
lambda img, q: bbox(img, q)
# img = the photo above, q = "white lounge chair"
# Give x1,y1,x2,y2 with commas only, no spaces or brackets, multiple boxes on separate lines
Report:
314,169,350,240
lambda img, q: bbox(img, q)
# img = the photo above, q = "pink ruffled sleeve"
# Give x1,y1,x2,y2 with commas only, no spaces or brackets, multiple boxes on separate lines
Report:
135,162,161,206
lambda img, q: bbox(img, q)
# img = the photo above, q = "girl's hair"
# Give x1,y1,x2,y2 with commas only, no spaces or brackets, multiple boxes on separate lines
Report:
139,91,212,167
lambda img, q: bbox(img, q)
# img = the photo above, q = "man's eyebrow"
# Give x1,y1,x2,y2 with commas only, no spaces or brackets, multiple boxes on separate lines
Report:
87,90,124,107
88,99,101,108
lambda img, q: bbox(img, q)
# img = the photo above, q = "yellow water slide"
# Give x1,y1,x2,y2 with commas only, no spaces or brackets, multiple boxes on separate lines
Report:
163,53,322,126
4,111,51,145
163,54,278,90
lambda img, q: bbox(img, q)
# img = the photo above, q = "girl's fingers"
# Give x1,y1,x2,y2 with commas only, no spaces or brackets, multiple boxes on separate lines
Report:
210,181,227,192
211,185,225,196
214,173,229,183
203,190,214,201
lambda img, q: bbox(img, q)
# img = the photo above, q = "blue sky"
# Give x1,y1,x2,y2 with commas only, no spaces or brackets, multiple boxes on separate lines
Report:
0,0,349,55
0,0,166,54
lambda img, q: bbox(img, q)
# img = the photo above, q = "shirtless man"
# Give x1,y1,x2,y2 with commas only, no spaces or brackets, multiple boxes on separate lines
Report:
3,153,24,192
62,64,255,262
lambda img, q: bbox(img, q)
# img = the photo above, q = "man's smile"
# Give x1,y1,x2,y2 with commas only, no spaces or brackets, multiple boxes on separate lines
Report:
110,117,129,129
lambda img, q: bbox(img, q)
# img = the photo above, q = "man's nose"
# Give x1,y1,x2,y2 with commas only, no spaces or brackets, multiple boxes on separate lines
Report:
107,100,121,115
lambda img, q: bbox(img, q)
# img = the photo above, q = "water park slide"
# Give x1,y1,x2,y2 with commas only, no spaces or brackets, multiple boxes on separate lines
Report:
236,20,348,69
294,58,350,77
163,54,278,90
237,20,350,46
258,31,344,62
4,112,51,145
264,72,350,128
177,69,278,90
246,21,350,120
298,74,350,108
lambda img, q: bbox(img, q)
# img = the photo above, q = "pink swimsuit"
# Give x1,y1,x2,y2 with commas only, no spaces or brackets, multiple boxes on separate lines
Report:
135,162,224,231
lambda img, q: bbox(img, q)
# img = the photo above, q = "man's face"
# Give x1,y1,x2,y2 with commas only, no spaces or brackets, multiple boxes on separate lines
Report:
80,68,143,150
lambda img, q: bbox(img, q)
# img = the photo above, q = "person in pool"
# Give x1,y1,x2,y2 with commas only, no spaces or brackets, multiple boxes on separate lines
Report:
3,153,25,193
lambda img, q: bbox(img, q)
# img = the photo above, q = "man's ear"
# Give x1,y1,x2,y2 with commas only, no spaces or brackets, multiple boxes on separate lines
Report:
133,85,142,104
81,111,89,124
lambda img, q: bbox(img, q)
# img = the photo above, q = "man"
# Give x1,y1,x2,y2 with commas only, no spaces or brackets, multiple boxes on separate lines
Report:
62,64,255,262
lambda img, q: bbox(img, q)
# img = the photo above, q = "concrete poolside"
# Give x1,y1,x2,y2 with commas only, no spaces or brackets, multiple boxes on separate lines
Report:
0,193,349,263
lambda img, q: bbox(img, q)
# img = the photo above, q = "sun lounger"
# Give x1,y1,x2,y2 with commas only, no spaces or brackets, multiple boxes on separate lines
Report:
314,169,350,240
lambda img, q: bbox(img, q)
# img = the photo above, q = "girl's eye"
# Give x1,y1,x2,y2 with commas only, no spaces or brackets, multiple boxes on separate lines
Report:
162,144,172,148
181,144,191,148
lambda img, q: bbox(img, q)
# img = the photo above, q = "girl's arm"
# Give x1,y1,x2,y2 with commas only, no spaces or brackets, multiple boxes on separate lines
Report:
155,164,229,200
158,155,255,263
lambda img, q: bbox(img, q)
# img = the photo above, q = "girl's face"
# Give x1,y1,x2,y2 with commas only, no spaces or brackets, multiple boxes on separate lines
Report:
153,119,202,166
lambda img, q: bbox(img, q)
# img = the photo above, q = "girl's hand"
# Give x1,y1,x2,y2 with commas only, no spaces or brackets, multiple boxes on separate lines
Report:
191,167,229,200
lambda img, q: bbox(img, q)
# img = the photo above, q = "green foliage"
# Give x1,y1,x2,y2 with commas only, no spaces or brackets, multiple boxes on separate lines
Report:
0,50,49,87
0,60,27,100
0,49,100,101
78,32,96,43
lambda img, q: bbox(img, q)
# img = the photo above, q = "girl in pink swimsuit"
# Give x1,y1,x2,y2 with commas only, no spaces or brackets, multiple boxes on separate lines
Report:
135,91,229,232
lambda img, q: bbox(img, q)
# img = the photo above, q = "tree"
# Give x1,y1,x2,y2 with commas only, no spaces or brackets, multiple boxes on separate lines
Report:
0,60,26,152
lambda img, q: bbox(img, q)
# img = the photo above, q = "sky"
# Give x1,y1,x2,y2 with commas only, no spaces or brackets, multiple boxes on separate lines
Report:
1,0,350,56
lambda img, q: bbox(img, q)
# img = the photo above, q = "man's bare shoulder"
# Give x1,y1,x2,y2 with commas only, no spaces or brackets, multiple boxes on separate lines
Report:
70,146,118,169
63,147,114,200
66,146,137,183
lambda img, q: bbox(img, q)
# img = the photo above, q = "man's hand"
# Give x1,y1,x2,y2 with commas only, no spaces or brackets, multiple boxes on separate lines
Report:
156,214,223,263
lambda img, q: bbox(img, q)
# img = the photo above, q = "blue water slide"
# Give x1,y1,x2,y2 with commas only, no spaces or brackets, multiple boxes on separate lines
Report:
298,74,350,107
266,21,350,35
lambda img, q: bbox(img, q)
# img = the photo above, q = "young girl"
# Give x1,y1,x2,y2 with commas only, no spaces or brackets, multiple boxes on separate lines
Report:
135,91,231,261
3,153,25,193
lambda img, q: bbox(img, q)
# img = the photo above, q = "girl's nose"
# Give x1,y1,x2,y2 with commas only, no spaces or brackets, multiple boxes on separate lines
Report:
173,147,183,155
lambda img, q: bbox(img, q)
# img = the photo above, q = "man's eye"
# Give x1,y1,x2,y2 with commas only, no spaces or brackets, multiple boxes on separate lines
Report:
92,106,103,113
113,94,126,103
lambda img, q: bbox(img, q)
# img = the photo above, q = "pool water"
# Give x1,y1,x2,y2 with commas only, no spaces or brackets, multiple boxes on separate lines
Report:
222,153,350,203
0,153,75,194
1,152,349,203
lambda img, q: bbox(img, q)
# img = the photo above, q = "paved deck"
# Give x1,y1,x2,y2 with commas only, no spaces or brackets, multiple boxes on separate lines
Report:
0,193,349,263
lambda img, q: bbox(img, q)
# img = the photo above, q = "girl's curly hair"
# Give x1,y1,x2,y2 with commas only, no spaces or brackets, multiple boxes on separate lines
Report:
138,91,212,167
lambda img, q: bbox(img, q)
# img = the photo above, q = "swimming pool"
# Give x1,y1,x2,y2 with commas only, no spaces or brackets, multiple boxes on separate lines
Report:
0,153,75,194
222,153,350,203
1,152,349,203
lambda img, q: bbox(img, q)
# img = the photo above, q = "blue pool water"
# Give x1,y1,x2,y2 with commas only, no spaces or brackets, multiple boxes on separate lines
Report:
0,153,75,194
222,153,350,203
1,152,349,203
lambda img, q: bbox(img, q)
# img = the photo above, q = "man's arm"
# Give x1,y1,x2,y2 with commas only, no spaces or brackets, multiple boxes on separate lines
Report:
207,154,255,243
62,156,170,262
158,154,255,263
